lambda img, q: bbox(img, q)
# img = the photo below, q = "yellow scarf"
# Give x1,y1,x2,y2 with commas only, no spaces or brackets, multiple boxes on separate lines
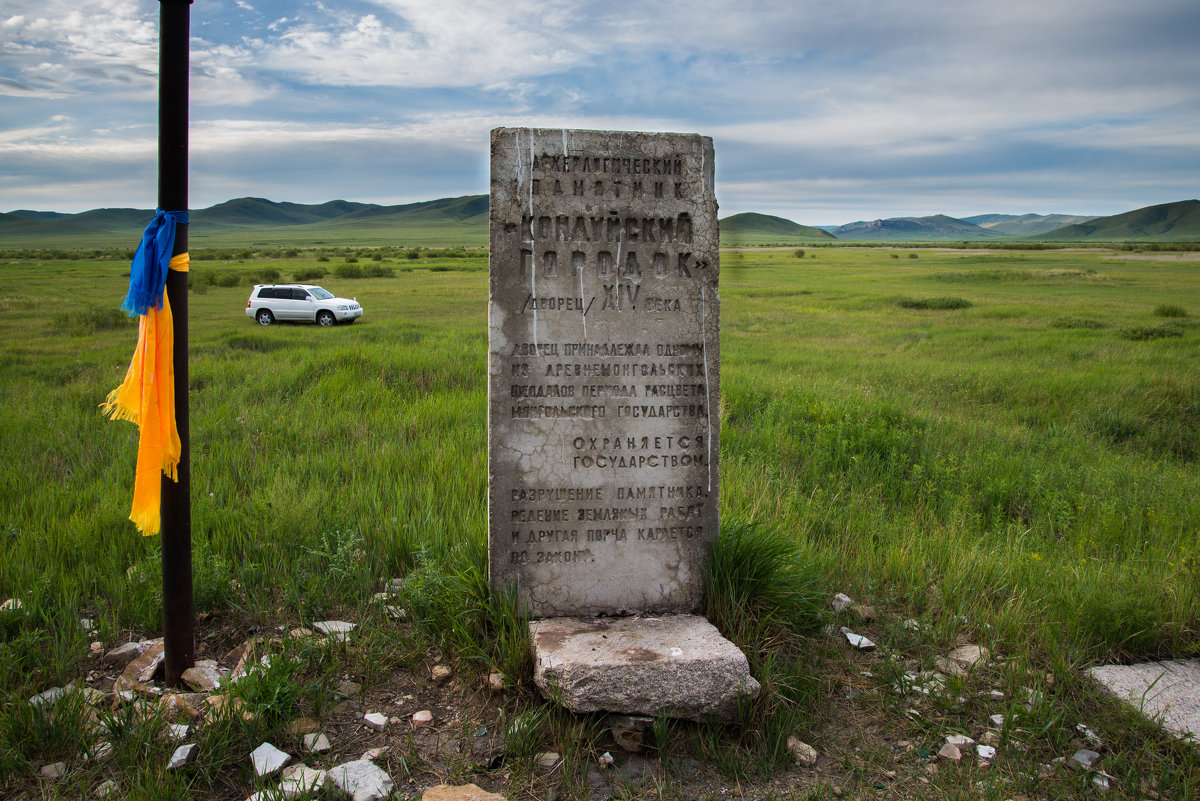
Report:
102,253,189,535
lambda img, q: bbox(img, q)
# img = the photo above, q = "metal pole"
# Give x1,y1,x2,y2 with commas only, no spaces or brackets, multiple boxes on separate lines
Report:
159,0,194,686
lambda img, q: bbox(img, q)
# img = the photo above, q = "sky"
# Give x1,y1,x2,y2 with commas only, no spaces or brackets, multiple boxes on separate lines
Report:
2,0,1198,226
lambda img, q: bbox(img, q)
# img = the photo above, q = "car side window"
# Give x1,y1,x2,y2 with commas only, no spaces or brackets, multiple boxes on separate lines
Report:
292,289,310,300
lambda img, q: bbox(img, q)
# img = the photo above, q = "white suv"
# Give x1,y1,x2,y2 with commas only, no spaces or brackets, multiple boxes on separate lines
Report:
246,284,363,326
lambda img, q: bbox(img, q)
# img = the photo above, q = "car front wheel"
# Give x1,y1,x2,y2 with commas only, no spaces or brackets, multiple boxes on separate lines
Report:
316,310,336,327
256,309,274,326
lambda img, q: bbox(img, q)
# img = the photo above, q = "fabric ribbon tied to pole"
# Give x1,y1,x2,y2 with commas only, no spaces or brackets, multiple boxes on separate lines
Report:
102,210,189,535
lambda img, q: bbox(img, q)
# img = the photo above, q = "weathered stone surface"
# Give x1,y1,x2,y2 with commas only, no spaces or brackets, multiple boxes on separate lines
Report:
412,709,433,727
487,672,506,693
431,664,453,684
167,743,198,770
95,778,118,798
422,783,507,801
830,593,853,612
281,764,328,796
251,742,291,777
314,620,356,642
530,615,759,721
488,128,720,618
39,761,66,781
947,645,989,670
181,660,222,692
937,743,962,761
1069,749,1100,771
0,598,22,613
787,736,818,768
29,684,71,707
303,732,331,753
361,746,388,762
114,639,164,692
1087,659,1200,742
327,759,394,801
363,712,388,730
287,716,320,736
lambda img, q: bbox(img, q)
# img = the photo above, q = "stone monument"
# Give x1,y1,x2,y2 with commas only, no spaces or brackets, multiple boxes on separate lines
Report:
488,128,756,720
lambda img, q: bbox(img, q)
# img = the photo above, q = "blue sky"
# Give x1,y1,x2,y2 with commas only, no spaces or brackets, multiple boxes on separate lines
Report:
2,0,1198,225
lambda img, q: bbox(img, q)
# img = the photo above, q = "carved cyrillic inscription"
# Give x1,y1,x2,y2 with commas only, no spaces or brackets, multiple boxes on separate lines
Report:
489,128,719,617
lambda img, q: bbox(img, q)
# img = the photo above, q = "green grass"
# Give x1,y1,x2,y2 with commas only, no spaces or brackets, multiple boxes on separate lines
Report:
1,244,1199,797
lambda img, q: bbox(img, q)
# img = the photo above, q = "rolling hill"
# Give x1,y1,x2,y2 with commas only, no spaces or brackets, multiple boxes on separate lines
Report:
720,212,837,245
1033,200,1200,242
831,214,1003,241
962,213,1096,237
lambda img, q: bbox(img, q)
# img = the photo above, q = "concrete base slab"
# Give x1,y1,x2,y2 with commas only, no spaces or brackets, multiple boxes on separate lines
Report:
1086,659,1200,743
530,615,760,722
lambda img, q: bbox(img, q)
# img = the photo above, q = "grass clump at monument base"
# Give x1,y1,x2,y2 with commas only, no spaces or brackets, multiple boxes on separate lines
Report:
1,245,1198,798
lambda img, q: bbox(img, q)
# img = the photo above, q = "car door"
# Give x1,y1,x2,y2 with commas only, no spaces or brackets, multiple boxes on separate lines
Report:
291,288,315,321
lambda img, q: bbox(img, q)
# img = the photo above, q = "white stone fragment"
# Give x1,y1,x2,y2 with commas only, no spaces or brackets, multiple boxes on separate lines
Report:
0,598,22,612
831,593,854,612
975,744,996,760
96,778,118,798
303,732,331,753
598,752,614,767
326,758,394,801
1069,749,1101,771
167,743,198,770
536,751,560,769
989,714,1006,728
281,764,328,796
314,620,356,642
167,723,190,742
181,660,223,692
1076,723,1103,747
361,747,388,762
29,685,70,707
251,742,292,778
412,709,433,727
363,712,388,730
842,629,876,650
39,761,66,781
946,734,975,748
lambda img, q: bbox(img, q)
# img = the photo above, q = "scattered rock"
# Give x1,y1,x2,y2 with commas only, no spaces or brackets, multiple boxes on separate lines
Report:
281,764,328,796
361,746,388,762
363,712,388,730
787,736,818,768
39,761,66,781
303,732,332,754
945,734,975,748
327,758,394,801
598,751,615,767
287,716,320,736
206,694,252,722
385,578,405,594
934,656,967,678
1069,749,1101,771
336,681,362,698
947,645,989,670
114,639,165,692
166,723,190,742
610,715,654,752
86,740,114,763
80,617,96,633
181,660,222,692
383,606,407,621
314,620,356,642
412,709,434,727
1092,772,1113,792
841,628,876,650
831,593,853,612
96,778,118,798
536,751,560,769
937,743,961,762
487,672,506,694
988,689,1005,701
0,598,23,613
851,604,877,621
989,714,1006,728
975,744,996,761
431,664,454,684
288,627,315,639
90,641,105,655
1076,723,1103,747
979,730,1001,747
160,693,200,722
29,684,71,707
251,742,292,777
422,783,507,801
167,743,198,770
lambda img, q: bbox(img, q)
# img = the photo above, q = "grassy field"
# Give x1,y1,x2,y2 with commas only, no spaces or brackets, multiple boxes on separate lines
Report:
1,244,1198,798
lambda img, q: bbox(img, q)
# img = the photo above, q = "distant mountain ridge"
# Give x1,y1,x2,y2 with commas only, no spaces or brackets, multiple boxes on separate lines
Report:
3,196,1198,246
962,213,1097,237
832,214,1003,241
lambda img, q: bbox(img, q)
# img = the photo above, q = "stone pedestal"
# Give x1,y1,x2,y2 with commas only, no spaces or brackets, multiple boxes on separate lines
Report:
530,615,759,722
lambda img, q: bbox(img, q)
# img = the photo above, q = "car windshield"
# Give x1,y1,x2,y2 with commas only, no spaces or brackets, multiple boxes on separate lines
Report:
309,288,334,300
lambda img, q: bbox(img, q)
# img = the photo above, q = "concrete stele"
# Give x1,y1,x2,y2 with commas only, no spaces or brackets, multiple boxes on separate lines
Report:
488,127,719,617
